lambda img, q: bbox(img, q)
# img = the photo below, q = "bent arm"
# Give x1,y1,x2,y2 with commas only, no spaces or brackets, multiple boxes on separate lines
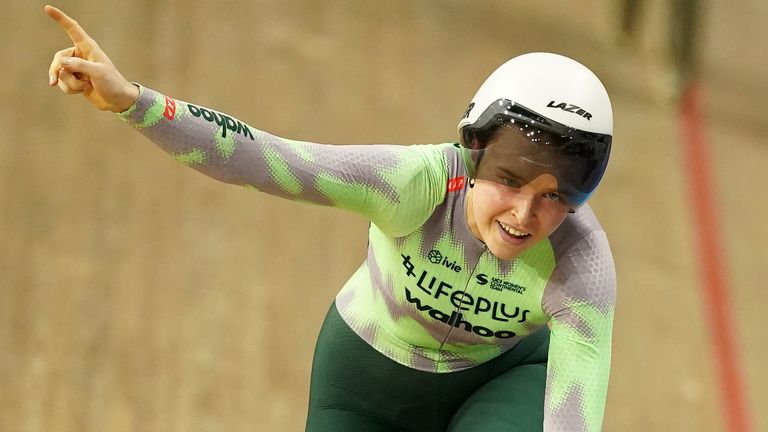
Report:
117,85,449,236
542,232,616,431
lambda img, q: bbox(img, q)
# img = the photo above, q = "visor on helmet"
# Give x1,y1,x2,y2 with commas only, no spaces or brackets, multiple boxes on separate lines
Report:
460,99,612,208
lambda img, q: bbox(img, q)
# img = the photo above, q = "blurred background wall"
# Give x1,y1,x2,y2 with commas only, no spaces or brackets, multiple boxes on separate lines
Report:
1,0,765,430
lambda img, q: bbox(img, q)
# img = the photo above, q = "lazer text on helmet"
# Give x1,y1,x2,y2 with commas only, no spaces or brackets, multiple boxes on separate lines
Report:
546,101,592,120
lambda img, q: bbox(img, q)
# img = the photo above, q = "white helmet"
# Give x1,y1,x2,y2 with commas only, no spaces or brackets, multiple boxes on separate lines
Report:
458,52,613,207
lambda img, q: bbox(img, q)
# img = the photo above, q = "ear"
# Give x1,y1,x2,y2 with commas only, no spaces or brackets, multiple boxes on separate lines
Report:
470,135,484,150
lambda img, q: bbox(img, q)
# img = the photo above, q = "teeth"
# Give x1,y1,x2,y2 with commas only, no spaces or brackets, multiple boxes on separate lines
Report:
499,221,530,237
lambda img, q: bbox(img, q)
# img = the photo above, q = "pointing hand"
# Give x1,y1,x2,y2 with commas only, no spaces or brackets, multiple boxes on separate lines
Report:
45,5,139,112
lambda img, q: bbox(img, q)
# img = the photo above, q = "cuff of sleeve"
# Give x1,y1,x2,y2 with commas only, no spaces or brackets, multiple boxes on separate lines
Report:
116,83,143,117
116,83,162,126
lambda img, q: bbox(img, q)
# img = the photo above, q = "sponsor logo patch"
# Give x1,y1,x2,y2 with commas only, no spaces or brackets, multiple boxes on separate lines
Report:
447,176,465,193
187,103,255,140
163,96,176,120
400,254,530,340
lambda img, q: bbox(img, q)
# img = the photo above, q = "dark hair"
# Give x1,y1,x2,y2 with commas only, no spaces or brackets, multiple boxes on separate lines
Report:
465,126,502,170
464,126,498,150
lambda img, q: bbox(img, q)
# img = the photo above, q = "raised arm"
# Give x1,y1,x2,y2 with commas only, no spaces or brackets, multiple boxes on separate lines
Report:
45,5,450,236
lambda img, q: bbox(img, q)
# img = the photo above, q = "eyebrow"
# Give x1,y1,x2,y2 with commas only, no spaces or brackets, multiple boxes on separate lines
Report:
496,168,525,183
496,168,561,192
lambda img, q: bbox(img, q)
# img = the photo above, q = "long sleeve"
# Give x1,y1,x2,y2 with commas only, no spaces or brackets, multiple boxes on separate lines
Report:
542,231,616,431
116,85,450,236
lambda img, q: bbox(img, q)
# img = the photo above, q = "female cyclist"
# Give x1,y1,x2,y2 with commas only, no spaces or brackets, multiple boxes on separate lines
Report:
46,5,616,431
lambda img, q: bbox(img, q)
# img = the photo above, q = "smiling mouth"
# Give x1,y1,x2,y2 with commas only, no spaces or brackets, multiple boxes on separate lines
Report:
497,221,531,239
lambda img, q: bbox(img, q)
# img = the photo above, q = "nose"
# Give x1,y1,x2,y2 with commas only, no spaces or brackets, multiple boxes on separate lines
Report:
510,194,536,227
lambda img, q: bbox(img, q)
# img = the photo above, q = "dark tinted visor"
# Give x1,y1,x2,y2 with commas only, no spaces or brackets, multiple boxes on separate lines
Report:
461,99,612,207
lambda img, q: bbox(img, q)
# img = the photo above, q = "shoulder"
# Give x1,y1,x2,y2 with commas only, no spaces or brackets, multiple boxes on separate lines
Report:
549,205,613,272
549,205,608,252
394,142,468,203
368,142,462,236
404,142,466,173
543,205,616,315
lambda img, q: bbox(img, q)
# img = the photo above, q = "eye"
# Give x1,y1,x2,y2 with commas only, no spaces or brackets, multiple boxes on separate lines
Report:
543,191,561,201
502,177,523,188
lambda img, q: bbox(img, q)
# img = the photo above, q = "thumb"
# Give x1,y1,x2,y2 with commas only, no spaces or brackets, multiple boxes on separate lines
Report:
60,56,100,77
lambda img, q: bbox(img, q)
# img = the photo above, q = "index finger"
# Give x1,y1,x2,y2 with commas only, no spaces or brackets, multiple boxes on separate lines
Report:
44,5,91,45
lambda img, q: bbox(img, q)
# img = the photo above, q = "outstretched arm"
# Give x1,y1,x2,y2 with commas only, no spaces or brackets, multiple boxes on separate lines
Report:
118,86,449,236
45,5,450,236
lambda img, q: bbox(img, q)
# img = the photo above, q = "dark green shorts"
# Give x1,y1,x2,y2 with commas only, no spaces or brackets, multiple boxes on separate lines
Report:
306,303,550,432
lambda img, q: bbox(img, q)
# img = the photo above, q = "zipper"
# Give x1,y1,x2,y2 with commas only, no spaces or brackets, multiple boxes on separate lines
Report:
438,244,486,349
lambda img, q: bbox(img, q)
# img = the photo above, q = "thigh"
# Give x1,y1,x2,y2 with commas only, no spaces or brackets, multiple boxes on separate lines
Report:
447,364,547,432
305,305,397,431
306,408,395,432
305,303,447,432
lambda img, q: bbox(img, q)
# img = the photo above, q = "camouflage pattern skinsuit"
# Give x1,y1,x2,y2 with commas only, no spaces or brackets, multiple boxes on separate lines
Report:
119,86,616,431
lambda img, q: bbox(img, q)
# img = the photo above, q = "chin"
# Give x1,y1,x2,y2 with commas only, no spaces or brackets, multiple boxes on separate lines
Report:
487,244,523,261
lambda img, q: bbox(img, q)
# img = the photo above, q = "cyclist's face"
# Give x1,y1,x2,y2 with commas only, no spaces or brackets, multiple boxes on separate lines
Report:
466,127,570,260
